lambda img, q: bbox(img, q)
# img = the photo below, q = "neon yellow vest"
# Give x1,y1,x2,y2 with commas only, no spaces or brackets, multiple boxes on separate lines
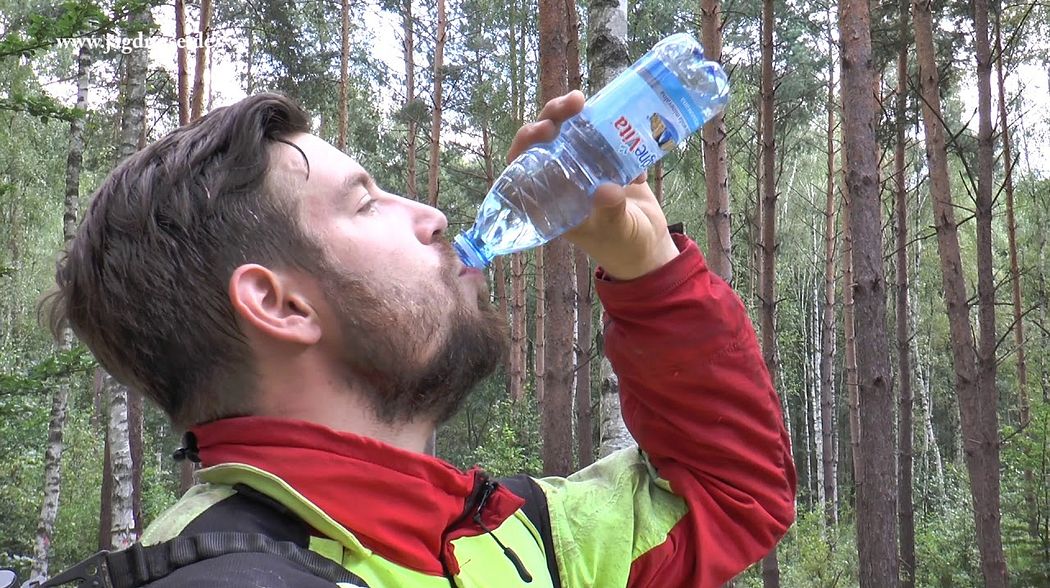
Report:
141,463,556,587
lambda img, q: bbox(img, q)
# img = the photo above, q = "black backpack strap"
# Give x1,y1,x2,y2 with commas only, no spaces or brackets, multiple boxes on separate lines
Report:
33,532,370,588
498,475,561,588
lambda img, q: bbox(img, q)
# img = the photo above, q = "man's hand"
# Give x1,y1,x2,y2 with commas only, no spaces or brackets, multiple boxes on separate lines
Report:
507,91,680,281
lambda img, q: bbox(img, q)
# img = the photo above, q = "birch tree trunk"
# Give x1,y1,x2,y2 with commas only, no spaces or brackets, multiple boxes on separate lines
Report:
105,9,149,548
758,2,781,584
103,373,136,549
538,0,574,476
403,0,418,199
914,1,1004,585
190,0,212,120
819,28,839,527
587,0,633,458
29,43,90,581
894,2,915,583
997,11,1037,537
426,0,446,207
701,0,731,281
565,0,593,469
840,1,900,585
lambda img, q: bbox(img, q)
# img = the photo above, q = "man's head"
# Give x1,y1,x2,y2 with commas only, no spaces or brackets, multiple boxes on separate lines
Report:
48,93,506,430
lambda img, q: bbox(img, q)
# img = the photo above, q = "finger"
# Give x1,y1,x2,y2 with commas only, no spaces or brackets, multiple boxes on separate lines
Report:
631,171,648,185
506,120,560,163
536,90,585,124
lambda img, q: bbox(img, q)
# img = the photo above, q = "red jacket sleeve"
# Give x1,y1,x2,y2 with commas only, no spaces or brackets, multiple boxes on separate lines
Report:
595,233,797,587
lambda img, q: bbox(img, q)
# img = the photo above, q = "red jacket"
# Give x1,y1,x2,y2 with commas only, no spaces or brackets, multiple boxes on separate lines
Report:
180,233,795,587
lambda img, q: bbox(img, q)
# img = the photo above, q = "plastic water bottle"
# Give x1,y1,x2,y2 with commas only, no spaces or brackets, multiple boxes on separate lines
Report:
453,33,729,269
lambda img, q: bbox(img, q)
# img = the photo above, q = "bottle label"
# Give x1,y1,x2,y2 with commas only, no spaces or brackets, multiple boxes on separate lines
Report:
583,54,705,176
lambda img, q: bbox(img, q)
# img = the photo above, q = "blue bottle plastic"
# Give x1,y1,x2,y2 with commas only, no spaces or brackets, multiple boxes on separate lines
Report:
453,33,730,269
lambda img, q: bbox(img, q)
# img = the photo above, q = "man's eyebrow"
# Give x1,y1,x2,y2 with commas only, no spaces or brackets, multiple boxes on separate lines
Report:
342,171,373,193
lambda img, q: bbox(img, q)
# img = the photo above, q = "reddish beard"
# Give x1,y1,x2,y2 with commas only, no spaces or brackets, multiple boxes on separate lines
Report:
319,243,508,424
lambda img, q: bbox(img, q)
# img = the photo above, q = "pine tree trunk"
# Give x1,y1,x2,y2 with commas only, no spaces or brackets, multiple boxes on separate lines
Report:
701,0,731,281
337,0,350,150
970,1,1009,584
29,44,90,580
565,0,593,469
588,0,632,457
175,0,189,125
538,0,573,476
535,249,546,404
190,0,212,120
427,0,446,207
510,251,527,401
996,10,1036,538
840,2,900,585
841,125,861,494
893,3,915,582
403,0,418,199
819,31,839,527
914,1,1005,586
758,1,780,584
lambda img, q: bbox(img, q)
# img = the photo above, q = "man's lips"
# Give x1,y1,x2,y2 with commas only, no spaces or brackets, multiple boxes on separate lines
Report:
459,266,484,277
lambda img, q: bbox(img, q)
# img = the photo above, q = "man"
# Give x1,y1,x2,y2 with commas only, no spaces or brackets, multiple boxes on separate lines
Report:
48,91,795,587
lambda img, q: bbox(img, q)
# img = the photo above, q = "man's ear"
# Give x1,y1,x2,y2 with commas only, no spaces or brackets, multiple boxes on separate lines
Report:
229,264,322,345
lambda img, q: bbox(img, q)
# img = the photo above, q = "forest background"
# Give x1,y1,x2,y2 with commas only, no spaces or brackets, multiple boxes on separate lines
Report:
1,0,1049,586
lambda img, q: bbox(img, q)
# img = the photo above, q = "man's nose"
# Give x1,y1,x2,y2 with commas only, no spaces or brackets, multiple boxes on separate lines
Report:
398,194,448,244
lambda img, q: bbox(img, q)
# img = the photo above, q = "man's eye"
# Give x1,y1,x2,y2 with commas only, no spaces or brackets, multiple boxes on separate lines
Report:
359,195,378,214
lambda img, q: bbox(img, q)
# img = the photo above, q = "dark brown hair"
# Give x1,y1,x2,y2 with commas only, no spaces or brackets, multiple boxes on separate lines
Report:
47,93,324,429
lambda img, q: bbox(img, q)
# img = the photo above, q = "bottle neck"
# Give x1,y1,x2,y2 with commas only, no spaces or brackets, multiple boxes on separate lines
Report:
453,230,490,269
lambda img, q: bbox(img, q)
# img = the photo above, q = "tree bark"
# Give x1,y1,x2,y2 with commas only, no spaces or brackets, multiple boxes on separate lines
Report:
99,385,112,550
840,2,900,586
996,9,1036,537
29,44,90,580
842,182,860,487
190,0,212,121
893,12,917,588
701,0,731,282
337,0,350,150
758,1,780,585
819,28,839,528
538,0,573,476
914,1,1005,586
970,1,1009,584
403,0,418,199
175,0,189,125
565,0,593,469
103,9,150,550
426,0,447,207
510,252,527,402
894,2,915,583
129,390,144,537
102,372,136,549
588,0,632,458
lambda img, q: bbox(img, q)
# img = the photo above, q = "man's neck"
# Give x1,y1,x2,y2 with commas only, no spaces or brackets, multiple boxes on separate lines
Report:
252,352,435,453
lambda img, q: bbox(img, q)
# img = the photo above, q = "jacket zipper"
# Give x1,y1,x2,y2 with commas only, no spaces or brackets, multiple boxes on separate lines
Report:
441,474,533,584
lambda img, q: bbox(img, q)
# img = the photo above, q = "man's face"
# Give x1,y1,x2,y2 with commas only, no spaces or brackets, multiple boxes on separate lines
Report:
277,133,507,423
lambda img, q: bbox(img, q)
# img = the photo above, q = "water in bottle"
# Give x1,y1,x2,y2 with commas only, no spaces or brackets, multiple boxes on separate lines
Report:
453,32,730,269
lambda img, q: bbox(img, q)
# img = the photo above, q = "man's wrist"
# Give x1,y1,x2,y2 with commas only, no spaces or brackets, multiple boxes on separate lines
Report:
598,234,681,281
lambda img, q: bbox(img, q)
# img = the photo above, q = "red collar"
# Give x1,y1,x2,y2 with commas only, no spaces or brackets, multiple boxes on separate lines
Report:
191,417,524,576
